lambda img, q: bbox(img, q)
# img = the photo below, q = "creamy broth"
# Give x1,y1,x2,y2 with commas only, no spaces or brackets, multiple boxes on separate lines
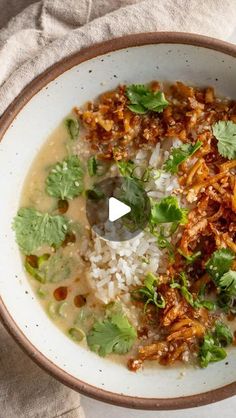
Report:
21,120,106,338
15,82,236,370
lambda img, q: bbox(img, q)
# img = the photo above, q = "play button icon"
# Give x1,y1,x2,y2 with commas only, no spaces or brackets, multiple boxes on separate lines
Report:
86,176,151,242
109,197,131,222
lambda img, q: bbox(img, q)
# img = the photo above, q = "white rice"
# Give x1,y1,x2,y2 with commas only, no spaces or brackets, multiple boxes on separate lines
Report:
83,139,181,304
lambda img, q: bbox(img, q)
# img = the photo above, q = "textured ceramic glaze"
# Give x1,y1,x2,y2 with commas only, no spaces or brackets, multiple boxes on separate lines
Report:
0,34,236,409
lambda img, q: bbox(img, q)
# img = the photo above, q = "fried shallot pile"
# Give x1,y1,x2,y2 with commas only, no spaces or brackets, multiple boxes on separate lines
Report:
77,81,236,370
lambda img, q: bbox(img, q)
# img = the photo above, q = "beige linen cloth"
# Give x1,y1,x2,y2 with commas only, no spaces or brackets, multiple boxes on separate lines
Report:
0,1,236,417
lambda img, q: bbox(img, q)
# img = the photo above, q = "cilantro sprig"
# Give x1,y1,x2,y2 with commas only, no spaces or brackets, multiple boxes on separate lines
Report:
205,248,236,312
13,208,69,254
164,141,202,174
116,177,149,230
212,121,236,160
206,248,235,283
199,322,233,367
46,155,84,200
87,312,137,356
219,270,236,296
126,84,168,114
150,196,188,226
199,334,227,367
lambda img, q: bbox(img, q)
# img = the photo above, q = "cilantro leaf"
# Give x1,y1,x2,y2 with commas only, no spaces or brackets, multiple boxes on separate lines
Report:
131,272,165,310
25,252,72,283
13,208,69,254
150,196,188,225
214,322,233,346
217,292,236,313
206,248,235,283
126,84,168,114
65,118,79,140
46,155,84,200
87,313,137,356
212,121,236,160
116,177,149,230
219,270,236,296
199,334,227,368
199,321,232,367
164,141,202,174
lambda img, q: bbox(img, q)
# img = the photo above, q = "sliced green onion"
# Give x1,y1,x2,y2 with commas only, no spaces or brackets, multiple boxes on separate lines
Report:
58,302,69,318
48,301,58,319
68,327,85,342
37,287,47,299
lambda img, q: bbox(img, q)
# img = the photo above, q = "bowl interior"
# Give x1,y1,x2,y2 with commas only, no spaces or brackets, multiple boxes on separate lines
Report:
0,39,236,407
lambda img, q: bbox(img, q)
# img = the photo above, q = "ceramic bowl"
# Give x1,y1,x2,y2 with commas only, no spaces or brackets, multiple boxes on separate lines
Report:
0,33,236,410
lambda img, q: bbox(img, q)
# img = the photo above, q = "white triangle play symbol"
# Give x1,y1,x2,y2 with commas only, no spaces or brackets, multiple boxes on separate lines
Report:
108,197,131,222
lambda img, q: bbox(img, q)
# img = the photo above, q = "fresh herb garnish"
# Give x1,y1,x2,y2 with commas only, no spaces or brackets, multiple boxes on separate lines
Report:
150,196,188,226
87,156,109,177
178,249,201,264
65,118,80,140
46,155,84,200
219,270,236,296
116,177,149,230
126,84,168,114
214,322,233,346
206,249,236,312
87,312,137,356
25,254,50,282
33,253,72,283
13,208,69,254
117,160,135,177
199,322,232,367
69,327,85,342
131,273,165,310
171,273,215,311
164,141,202,174
87,156,98,177
206,248,235,282
199,334,227,368
212,121,236,160
156,228,175,260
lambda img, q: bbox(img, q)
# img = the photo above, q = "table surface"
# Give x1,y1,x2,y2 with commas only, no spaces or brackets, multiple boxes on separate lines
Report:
81,26,236,418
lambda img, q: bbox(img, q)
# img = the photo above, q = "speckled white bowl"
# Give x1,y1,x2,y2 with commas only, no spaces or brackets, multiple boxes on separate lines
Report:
0,33,236,410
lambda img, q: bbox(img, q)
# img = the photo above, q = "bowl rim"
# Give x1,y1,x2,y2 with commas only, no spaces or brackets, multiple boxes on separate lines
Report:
0,31,236,410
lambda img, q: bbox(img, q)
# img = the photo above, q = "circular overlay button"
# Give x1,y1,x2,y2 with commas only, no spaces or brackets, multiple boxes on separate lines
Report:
86,176,151,242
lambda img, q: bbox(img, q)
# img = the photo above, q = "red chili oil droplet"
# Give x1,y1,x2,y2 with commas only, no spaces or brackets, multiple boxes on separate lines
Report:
53,286,68,301
74,294,86,307
58,199,69,214
26,255,38,268
62,232,76,247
